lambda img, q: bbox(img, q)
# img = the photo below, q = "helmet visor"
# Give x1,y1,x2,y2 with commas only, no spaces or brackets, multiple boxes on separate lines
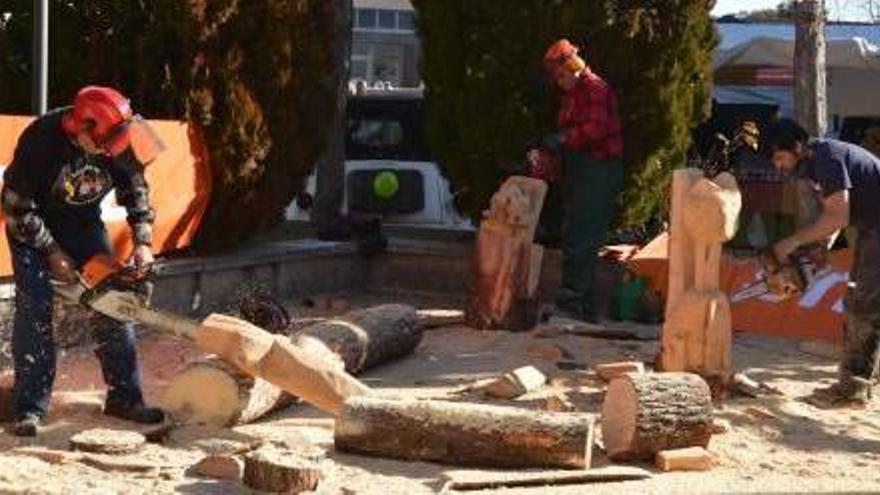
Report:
101,115,165,164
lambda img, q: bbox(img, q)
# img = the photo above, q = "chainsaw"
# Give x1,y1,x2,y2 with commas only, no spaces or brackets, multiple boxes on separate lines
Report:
730,245,830,304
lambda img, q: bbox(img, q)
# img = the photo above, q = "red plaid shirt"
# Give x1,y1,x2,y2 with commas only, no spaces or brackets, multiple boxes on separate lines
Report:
558,71,623,160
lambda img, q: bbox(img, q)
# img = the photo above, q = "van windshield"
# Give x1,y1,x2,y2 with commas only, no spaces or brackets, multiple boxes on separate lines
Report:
346,98,433,161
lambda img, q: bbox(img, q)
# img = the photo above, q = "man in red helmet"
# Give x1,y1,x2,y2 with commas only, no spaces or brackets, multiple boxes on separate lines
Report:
542,39,624,322
2,86,165,436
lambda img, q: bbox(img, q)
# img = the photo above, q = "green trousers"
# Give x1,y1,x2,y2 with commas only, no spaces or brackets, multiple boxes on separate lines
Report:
557,150,623,313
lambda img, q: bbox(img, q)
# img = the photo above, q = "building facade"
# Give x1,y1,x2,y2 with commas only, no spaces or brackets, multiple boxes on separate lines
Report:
352,0,421,88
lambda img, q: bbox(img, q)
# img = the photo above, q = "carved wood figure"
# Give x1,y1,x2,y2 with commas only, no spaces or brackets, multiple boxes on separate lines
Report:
467,176,547,331
658,170,741,396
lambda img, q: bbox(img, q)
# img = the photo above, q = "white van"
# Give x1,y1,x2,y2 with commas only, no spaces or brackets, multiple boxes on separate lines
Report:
285,88,473,231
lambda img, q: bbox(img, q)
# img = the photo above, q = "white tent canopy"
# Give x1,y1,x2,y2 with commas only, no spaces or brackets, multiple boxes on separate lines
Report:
714,36,880,118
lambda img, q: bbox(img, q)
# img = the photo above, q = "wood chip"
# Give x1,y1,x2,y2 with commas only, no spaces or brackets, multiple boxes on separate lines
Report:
193,454,244,481
745,406,781,421
482,366,547,399
9,447,76,465
711,418,732,435
70,428,146,455
439,465,652,491
594,361,645,382
79,453,161,475
655,447,715,472
733,373,784,398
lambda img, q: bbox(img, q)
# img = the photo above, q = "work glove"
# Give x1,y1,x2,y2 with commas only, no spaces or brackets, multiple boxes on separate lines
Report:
46,246,78,284
541,131,566,152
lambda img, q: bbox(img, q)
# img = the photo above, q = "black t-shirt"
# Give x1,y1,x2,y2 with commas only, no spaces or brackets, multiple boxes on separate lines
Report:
797,138,880,231
2,108,154,250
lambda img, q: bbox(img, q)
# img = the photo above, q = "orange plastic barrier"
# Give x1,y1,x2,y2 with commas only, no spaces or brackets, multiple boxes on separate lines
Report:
629,233,848,342
0,115,212,277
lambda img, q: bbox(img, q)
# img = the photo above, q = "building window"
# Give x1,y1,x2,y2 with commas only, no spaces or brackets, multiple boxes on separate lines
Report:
378,9,396,29
397,11,416,31
357,9,377,29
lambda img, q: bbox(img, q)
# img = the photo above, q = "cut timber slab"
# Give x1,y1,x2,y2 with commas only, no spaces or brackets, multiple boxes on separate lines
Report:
335,396,595,469
601,373,713,461
439,465,652,491
417,309,466,329
193,454,244,481
243,448,320,494
70,429,146,455
656,447,715,472
594,362,645,382
482,366,547,399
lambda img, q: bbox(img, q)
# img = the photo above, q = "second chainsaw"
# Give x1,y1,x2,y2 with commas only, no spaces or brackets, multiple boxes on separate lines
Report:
730,245,830,303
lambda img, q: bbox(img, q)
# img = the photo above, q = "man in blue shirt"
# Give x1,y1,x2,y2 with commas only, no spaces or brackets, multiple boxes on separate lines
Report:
763,118,880,408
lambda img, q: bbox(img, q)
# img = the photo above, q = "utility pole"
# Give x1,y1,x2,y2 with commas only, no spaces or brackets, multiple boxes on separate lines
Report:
32,0,48,115
312,0,352,234
794,0,827,136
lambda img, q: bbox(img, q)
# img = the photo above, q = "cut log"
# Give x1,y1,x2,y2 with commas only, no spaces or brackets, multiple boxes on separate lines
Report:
70,429,146,455
439,465,652,491
161,357,297,426
335,396,595,469
655,447,715,472
163,304,421,426
416,309,465,329
601,372,713,461
296,304,422,374
243,448,320,494
594,361,645,382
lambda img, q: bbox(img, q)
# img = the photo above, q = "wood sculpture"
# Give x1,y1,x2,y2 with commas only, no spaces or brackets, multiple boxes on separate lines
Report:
467,176,547,331
658,170,742,396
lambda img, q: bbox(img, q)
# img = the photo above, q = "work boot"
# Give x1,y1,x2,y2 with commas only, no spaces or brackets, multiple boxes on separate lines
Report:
12,413,42,437
806,377,872,409
104,402,165,424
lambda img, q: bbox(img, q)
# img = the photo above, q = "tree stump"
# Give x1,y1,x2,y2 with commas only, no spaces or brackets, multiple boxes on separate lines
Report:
335,396,595,469
243,448,320,494
70,429,146,455
601,372,713,461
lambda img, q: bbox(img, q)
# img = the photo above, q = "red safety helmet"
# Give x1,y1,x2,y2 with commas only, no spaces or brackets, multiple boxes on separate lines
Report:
543,39,586,75
62,86,164,163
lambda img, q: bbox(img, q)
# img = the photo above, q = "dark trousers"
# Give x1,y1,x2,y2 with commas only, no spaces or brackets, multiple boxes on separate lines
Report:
557,150,623,312
842,228,880,384
8,223,144,419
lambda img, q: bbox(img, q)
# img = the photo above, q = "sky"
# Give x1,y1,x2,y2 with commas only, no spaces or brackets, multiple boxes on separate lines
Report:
712,0,872,22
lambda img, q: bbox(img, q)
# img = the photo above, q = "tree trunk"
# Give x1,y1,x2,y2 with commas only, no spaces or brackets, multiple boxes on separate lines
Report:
601,372,714,461
794,0,827,136
243,449,321,494
335,396,595,469
312,0,352,229
162,305,422,426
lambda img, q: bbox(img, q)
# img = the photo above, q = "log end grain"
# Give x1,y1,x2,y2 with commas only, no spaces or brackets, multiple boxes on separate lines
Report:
70,429,146,455
243,448,320,494
160,363,245,427
601,373,713,462
193,454,244,481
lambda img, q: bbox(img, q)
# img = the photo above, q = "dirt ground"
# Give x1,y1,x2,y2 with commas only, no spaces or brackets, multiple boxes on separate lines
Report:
0,291,879,494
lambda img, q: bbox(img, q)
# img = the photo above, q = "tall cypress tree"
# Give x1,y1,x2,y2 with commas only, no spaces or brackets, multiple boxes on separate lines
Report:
411,0,717,231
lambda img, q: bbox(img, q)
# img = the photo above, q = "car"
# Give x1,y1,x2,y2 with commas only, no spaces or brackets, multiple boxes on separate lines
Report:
285,87,473,231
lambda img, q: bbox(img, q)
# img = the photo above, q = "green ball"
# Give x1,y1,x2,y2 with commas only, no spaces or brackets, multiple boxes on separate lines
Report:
373,170,399,199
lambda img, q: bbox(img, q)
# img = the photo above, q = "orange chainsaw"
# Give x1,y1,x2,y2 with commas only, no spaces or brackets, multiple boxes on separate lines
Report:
52,254,154,315
730,245,830,304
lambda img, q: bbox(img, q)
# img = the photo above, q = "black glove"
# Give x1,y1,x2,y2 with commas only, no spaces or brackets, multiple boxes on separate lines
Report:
541,132,566,152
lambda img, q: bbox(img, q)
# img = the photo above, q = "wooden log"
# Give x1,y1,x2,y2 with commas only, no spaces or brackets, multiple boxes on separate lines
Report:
243,448,320,494
335,396,595,469
601,373,714,461
0,383,12,423
69,429,146,455
163,304,421,426
439,466,652,491
193,454,245,481
161,357,298,426
655,447,715,472
296,304,422,374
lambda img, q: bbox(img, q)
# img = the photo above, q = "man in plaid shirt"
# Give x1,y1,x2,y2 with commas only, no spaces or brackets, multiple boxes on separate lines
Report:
542,39,624,321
